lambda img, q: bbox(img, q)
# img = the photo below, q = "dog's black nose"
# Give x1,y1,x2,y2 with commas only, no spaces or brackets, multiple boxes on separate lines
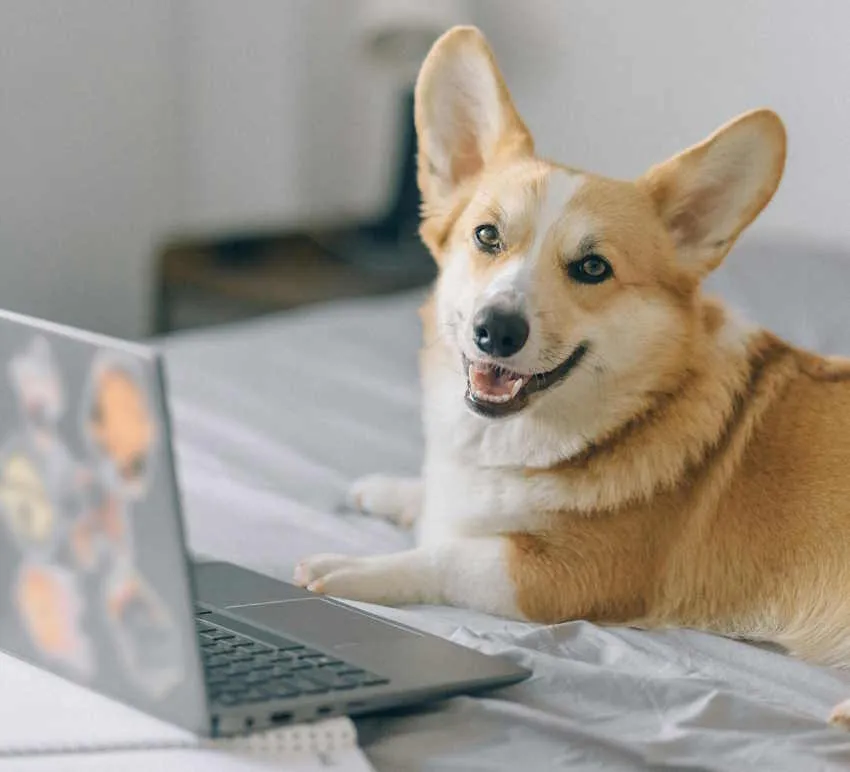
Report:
473,307,529,358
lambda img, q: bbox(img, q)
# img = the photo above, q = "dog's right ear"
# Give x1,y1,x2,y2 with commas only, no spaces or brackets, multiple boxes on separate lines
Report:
414,26,533,255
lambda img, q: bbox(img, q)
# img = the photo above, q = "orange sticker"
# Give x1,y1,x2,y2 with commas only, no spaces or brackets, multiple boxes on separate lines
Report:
84,355,156,500
15,562,92,677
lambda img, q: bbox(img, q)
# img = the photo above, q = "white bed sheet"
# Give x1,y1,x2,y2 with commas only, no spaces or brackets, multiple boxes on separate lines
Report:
161,235,850,771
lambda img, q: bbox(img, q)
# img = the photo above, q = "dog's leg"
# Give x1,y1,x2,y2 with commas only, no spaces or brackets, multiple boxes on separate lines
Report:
296,523,660,624
293,538,522,617
346,475,422,528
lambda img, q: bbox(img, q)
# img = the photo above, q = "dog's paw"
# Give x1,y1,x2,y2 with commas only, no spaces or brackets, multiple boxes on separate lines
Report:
346,475,422,528
293,553,396,604
829,699,850,729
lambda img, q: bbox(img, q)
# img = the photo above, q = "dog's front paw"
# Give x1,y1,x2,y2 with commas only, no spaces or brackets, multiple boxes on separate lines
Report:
293,553,398,604
346,475,422,528
829,698,850,729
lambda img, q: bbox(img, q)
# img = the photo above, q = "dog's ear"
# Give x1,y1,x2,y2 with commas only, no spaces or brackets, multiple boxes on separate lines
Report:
414,26,533,254
639,109,786,277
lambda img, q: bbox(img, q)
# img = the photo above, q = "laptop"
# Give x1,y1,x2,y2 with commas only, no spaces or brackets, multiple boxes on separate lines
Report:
0,309,529,738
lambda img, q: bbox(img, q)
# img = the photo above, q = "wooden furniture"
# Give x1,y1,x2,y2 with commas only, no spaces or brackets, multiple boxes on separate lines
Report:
152,231,435,335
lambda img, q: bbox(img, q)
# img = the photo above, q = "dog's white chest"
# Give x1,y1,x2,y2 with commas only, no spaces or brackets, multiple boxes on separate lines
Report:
417,378,572,544
418,459,522,544
416,440,561,545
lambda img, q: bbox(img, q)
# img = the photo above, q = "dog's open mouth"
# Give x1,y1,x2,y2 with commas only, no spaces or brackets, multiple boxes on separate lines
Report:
464,343,589,418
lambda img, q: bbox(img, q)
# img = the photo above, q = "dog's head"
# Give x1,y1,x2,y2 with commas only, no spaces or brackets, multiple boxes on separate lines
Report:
414,26,786,423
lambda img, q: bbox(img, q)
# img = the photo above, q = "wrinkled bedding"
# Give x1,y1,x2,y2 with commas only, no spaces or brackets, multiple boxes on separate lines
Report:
161,235,850,770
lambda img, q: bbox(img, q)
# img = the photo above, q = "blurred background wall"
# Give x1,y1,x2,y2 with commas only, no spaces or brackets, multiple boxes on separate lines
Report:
2,0,850,338
0,1,179,338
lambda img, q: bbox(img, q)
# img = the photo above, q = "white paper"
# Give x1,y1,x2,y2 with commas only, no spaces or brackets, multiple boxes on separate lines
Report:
0,651,192,752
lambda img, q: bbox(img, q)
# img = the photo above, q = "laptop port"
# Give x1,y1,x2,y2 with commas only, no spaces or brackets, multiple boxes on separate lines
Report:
270,711,293,724
316,706,333,716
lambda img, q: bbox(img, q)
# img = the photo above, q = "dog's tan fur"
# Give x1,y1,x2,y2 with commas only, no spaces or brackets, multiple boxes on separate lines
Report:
295,26,850,725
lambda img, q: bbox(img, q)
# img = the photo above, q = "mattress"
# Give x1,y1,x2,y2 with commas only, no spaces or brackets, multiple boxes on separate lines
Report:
161,235,850,770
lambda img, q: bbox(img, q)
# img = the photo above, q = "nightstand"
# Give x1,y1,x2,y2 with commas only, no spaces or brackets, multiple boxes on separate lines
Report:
152,230,436,335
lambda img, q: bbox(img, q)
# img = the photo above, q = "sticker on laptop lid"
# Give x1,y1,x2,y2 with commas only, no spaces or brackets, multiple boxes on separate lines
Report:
0,445,59,554
14,559,93,678
8,336,65,440
104,566,184,698
81,351,157,501
70,477,131,573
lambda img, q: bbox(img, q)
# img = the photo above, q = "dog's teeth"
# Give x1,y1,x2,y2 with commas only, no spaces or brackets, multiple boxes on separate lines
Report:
472,389,512,404
510,379,523,398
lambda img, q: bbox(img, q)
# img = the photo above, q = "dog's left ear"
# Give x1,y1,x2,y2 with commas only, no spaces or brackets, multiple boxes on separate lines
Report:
414,26,533,254
639,109,786,277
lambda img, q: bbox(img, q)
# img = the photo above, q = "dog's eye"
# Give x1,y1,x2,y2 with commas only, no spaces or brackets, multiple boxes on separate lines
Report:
567,254,613,284
473,224,502,254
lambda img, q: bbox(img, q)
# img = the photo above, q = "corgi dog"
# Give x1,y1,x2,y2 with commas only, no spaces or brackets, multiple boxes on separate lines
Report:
294,26,850,725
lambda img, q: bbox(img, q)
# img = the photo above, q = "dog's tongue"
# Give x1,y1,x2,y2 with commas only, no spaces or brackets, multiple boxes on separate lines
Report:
469,363,523,399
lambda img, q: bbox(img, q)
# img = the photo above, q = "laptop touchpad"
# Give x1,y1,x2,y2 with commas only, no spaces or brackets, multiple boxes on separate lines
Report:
193,561,311,606
233,598,419,648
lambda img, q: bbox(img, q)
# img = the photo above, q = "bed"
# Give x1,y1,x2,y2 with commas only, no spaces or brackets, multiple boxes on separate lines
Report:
161,235,850,770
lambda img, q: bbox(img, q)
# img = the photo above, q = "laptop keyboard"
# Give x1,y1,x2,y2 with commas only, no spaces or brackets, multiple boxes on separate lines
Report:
196,616,390,707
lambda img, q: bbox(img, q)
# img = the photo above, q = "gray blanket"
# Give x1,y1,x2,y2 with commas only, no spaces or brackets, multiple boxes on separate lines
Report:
162,235,850,770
